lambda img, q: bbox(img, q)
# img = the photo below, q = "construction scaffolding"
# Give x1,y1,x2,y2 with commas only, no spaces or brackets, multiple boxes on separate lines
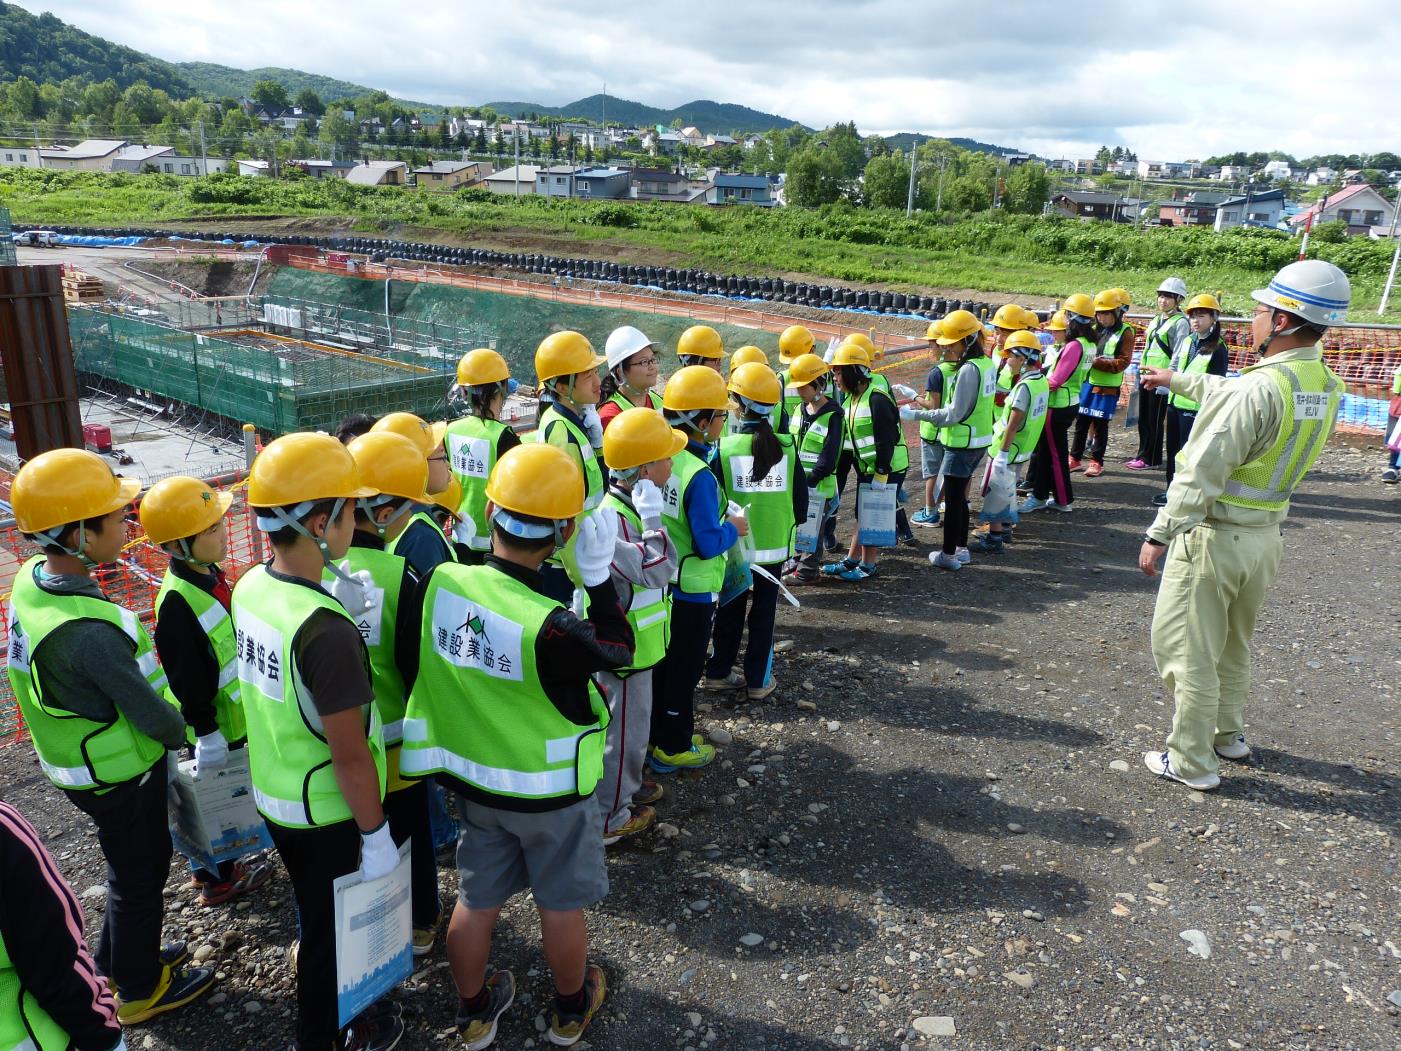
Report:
0,208,15,267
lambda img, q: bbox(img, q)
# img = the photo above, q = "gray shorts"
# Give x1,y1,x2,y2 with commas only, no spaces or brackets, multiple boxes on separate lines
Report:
920,439,945,478
454,794,608,911
940,447,987,480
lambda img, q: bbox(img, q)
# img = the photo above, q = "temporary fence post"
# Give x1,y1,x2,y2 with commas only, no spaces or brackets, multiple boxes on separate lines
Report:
1379,238,1401,317
243,424,264,563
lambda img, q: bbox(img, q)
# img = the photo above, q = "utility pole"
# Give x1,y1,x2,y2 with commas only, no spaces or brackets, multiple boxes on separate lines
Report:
514,132,521,197
935,153,948,212
1377,195,1401,315
905,137,919,217
198,119,208,175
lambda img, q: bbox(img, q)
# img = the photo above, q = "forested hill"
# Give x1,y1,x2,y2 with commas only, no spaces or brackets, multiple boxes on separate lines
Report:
0,2,191,94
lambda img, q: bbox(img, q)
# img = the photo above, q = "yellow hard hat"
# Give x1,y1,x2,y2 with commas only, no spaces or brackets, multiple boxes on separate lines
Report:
603,407,687,471
248,432,376,507
1045,310,1069,331
727,362,782,406
991,303,1026,330
663,364,730,412
372,412,447,458
677,325,725,360
937,309,983,345
925,319,944,341
486,443,584,521
431,477,462,516
139,475,234,546
536,330,605,384
347,431,434,504
778,324,815,363
12,448,141,535
457,348,510,387
1093,289,1122,312
1004,330,1041,354
1185,293,1221,313
729,345,768,373
1112,287,1132,307
845,332,877,357
1062,293,1095,319
787,352,830,387
831,341,872,367
1019,306,1043,329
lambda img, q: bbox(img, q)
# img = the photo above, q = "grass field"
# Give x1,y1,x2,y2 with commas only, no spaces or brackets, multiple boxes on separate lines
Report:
5,168,1400,320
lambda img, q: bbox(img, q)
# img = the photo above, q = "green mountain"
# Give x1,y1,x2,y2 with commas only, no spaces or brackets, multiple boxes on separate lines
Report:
0,1,191,94
175,63,429,107
883,132,1027,157
485,93,806,134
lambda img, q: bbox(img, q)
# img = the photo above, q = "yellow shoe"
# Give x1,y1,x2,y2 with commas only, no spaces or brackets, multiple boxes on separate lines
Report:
548,963,606,1046
412,922,438,958
603,804,657,846
116,964,216,1025
648,741,716,773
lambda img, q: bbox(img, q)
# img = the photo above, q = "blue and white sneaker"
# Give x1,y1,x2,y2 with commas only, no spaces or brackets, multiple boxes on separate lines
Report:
1018,496,1048,514
911,507,941,526
1142,750,1220,791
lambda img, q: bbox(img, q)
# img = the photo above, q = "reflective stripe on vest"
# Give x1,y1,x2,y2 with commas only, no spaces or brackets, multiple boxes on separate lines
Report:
660,449,727,597
602,493,672,673
1168,337,1219,412
920,361,959,442
718,431,797,564
446,415,509,552
1142,313,1183,371
401,563,609,799
788,403,839,499
609,390,663,414
1042,343,1078,410
0,925,70,1051
155,569,244,745
327,545,407,743
1219,357,1342,512
232,564,384,828
992,373,1051,464
844,385,910,473
1087,324,1133,388
940,358,997,450
538,407,605,510
5,556,170,791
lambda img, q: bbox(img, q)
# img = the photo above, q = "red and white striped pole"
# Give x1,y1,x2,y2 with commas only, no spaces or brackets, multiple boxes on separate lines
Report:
1298,211,1314,261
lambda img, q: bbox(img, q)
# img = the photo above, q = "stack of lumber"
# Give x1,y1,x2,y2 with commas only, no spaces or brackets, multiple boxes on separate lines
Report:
61,269,104,304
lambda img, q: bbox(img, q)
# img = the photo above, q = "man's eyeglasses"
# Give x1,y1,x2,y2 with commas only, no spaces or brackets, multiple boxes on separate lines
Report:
627,356,659,368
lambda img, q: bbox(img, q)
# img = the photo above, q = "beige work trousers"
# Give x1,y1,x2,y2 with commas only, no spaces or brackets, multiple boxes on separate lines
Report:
1150,521,1283,780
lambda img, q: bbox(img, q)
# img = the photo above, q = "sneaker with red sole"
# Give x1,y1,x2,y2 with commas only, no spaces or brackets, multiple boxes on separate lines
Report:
1084,462,1104,478
1068,456,1084,473
198,857,275,907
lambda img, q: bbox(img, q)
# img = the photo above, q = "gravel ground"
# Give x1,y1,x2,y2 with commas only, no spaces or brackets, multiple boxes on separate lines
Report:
3,428,1398,1051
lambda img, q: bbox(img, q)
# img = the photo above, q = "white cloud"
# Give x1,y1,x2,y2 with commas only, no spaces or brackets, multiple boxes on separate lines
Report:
13,0,1401,160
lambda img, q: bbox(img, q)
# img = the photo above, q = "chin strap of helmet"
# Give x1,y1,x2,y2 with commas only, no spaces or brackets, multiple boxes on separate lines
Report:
255,499,359,585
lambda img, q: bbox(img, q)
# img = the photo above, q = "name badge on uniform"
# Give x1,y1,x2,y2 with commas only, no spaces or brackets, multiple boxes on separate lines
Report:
430,589,524,682
1293,391,1329,421
729,455,789,493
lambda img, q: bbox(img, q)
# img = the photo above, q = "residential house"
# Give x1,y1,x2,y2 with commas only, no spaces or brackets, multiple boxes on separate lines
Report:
1213,188,1287,231
535,164,579,197
1002,153,1033,168
741,135,763,150
345,160,408,186
679,126,705,146
1288,183,1394,235
109,144,176,172
448,116,488,138
647,131,685,156
412,159,490,190
1050,190,1123,220
1261,160,1294,181
254,107,313,132
572,166,630,199
1158,195,1219,226
705,134,738,150
288,158,357,179
1342,169,1366,184
707,172,774,206
236,159,271,177
122,150,226,176
359,117,384,138
1074,158,1101,175
483,164,541,195
1216,164,1247,182
1307,167,1338,187
1136,160,1165,180
0,147,43,168
630,168,692,202
38,139,127,171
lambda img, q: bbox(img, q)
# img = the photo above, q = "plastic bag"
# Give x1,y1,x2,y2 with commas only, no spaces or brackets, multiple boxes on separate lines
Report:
856,483,897,547
1123,365,1140,428
794,487,822,554
979,460,1019,525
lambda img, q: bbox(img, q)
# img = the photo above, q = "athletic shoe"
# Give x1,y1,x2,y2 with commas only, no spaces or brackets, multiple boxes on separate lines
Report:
836,562,870,582
1047,501,1073,513
928,550,961,571
648,742,716,773
198,857,274,907
970,534,1004,553
1018,495,1047,513
748,679,777,701
1068,457,1084,473
548,964,607,1046
897,531,918,546
456,972,515,1051
603,805,657,846
634,780,664,805
116,964,216,1025
412,920,438,958
1142,750,1220,791
106,942,190,995
1124,458,1148,470
820,558,856,577
954,547,971,565
858,562,879,577
703,671,746,691
1152,492,1168,507
911,507,941,525
1214,735,1251,761
781,572,820,587
342,1009,405,1051
1383,467,1399,483
1084,461,1104,478
821,536,841,554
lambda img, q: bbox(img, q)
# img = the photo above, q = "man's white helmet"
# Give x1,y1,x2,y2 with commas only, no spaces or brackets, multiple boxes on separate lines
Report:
1252,260,1350,328
604,325,655,371
1156,276,1188,299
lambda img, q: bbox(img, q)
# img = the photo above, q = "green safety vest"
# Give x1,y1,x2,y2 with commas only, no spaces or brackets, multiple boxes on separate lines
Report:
446,415,510,552
941,357,998,450
6,556,171,792
1168,337,1220,412
608,389,663,414
232,564,385,828
0,928,68,1051
602,493,671,673
1142,312,1184,371
779,368,803,421
401,563,609,800
717,431,798,564
869,372,892,399
536,406,605,511
660,448,728,597
1042,343,1076,410
992,372,1051,464
1067,338,1094,401
325,546,407,743
1087,323,1134,388
995,358,1014,397
845,384,910,474
155,568,246,747
788,402,839,499
1392,365,1401,396
919,361,959,443
1218,356,1342,513
386,510,458,565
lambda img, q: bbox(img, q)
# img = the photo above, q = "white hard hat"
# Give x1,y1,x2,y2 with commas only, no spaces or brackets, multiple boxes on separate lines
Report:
604,325,654,370
1157,276,1188,299
1251,260,1351,327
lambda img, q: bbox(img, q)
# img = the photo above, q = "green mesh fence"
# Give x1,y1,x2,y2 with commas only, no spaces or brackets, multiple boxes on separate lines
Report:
0,207,16,267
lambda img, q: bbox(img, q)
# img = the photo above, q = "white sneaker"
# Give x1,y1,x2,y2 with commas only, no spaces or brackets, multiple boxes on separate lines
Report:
1142,750,1220,791
1214,734,1251,761
1047,501,1073,513
954,547,971,565
928,550,962,571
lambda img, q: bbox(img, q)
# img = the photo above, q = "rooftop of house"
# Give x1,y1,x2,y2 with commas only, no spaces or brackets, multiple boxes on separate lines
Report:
39,138,126,159
113,144,175,163
1289,182,1382,223
1055,190,1121,205
484,164,541,182
714,173,769,188
413,160,478,175
1217,189,1286,207
574,166,628,179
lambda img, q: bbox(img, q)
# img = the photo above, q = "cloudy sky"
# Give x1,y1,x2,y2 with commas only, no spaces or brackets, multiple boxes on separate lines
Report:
18,0,1400,161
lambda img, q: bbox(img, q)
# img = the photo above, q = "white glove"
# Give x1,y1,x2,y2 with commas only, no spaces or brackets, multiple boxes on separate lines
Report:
328,568,376,618
899,405,919,421
581,405,604,449
452,512,478,547
993,451,1010,470
194,730,228,775
357,822,398,883
574,507,619,587
892,383,918,400
871,477,893,491
632,478,664,523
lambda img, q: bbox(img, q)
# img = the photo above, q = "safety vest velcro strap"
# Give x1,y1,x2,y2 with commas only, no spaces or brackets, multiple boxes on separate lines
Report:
749,544,790,562
405,745,578,797
39,757,97,788
253,785,312,826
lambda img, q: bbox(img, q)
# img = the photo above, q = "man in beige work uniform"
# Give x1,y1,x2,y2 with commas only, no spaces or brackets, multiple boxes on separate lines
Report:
1136,260,1349,790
